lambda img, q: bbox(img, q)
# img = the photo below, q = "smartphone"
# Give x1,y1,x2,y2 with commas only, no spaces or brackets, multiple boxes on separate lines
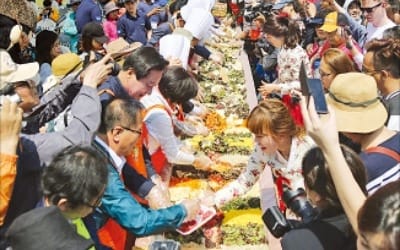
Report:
299,62,328,114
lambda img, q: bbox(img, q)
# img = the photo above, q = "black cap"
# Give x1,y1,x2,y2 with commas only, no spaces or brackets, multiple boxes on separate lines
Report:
6,206,94,250
82,22,109,44
67,0,81,7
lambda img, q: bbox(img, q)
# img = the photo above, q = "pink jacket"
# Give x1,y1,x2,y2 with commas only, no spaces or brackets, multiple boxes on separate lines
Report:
103,19,118,42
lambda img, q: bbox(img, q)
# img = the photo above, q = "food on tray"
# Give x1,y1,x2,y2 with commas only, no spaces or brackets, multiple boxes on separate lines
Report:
176,206,216,235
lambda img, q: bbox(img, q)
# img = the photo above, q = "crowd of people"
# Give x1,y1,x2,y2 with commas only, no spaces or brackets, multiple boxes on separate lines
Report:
0,0,398,249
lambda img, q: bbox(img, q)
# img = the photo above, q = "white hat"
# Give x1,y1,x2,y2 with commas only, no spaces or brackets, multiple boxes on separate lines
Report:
185,0,215,12
0,50,39,90
184,8,214,40
159,34,191,69
180,4,191,21
180,0,215,21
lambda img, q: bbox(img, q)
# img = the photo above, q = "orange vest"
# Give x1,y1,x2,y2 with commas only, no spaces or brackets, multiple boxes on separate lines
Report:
142,104,185,175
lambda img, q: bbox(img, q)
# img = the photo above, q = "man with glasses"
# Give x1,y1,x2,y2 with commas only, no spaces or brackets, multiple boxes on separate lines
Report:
363,38,400,131
361,0,395,43
90,98,200,249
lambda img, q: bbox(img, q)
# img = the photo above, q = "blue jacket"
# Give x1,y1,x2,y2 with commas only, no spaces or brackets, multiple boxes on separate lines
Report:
117,12,151,45
137,1,168,26
147,22,172,46
75,0,103,33
91,139,187,236
98,75,157,180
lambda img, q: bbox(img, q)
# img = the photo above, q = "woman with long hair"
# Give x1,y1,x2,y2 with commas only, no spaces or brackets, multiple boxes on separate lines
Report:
258,14,311,98
35,30,62,95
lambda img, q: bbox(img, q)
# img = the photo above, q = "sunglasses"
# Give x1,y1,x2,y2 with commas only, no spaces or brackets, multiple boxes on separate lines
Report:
360,2,382,13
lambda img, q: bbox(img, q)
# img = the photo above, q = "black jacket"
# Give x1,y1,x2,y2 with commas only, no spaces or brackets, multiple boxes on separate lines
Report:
281,213,357,250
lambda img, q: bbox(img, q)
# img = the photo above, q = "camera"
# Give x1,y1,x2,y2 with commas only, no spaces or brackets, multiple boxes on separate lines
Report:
0,83,22,106
84,52,120,76
244,2,273,22
262,188,317,238
149,240,180,250
0,94,21,106
304,17,324,28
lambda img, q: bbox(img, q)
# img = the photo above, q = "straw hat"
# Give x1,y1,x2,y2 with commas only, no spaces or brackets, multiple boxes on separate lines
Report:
327,72,388,133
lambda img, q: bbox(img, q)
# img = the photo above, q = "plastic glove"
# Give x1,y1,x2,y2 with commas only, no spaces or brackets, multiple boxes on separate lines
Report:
209,52,223,65
151,174,170,199
180,199,200,221
200,190,216,207
193,154,213,171
146,185,172,209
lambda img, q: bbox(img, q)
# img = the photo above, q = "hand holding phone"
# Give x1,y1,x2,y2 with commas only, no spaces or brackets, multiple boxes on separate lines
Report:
299,62,328,114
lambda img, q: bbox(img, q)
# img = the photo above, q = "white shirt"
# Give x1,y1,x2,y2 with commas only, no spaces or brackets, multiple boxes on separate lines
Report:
140,90,196,165
366,21,396,43
95,136,126,174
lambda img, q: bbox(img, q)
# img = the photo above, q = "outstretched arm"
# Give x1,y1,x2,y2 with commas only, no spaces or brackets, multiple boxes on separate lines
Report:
299,96,366,234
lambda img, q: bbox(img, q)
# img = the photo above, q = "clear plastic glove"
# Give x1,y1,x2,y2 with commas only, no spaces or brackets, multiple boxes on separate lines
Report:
146,185,172,209
181,199,200,221
189,100,208,118
193,154,212,171
151,175,170,198
209,53,223,65
200,190,216,207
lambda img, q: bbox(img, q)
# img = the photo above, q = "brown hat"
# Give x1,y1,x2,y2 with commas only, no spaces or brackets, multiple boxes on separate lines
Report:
327,72,388,133
0,0,37,30
106,38,142,59
104,1,120,16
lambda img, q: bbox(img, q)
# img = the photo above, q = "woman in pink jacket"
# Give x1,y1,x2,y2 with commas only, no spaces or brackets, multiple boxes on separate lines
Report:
103,1,120,42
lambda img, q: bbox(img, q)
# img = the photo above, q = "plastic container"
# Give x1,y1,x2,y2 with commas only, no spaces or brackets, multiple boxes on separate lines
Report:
176,205,216,235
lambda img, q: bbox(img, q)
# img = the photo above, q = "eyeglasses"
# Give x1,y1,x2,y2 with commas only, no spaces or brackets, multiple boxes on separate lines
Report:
360,2,382,13
120,125,142,135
